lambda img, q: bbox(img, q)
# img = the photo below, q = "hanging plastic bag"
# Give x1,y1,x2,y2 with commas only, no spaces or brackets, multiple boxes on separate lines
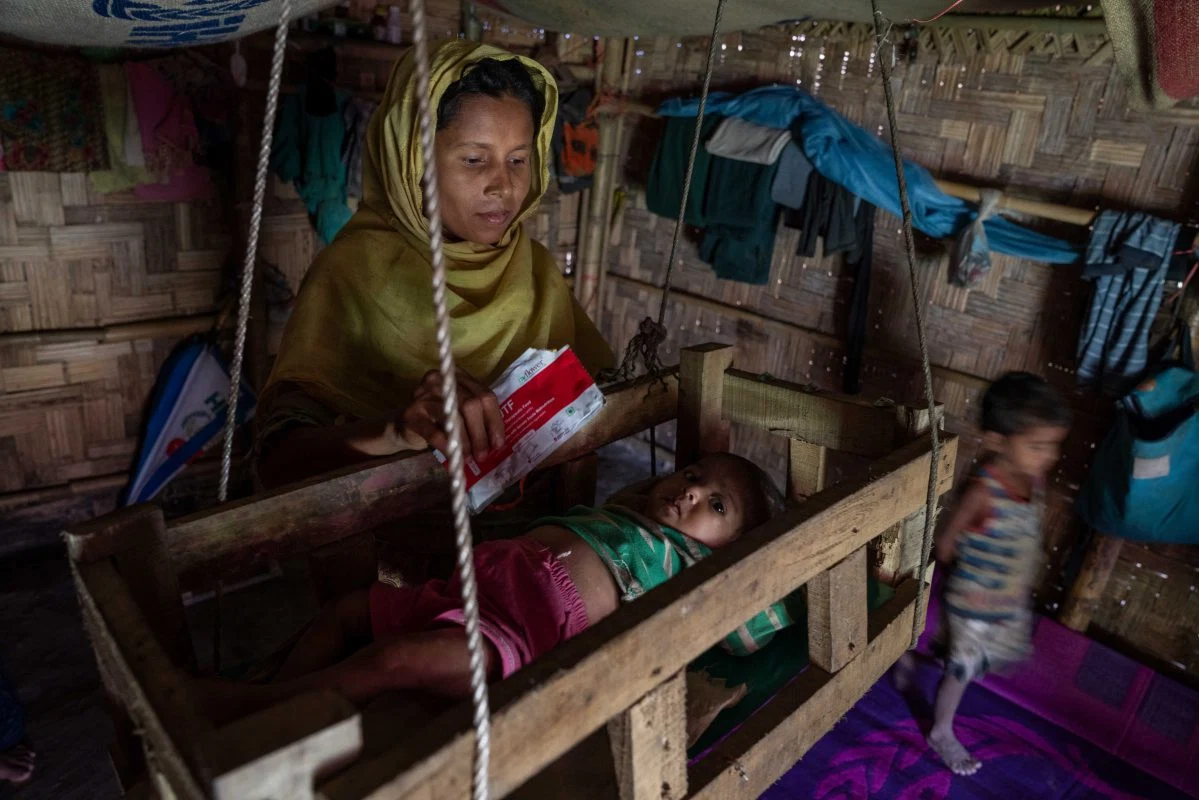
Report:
122,336,256,505
950,189,1003,289
1076,324,1199,543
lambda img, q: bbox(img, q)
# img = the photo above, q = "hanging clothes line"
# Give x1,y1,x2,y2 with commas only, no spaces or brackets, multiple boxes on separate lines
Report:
596,97,1098,232
659,87,1083,263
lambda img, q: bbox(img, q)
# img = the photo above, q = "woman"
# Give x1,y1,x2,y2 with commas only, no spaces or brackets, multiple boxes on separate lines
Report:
258,41,613,488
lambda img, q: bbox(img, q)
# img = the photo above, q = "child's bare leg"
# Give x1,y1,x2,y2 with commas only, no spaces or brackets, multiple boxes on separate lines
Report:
927,671,981,776
200,628,497,724
274,588,373,681
278,627,499,704
893,651,916,693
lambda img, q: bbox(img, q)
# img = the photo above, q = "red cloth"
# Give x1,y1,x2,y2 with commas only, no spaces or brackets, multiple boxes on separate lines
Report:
1106,0,1199,108
369,538,589,679
125,61,212,202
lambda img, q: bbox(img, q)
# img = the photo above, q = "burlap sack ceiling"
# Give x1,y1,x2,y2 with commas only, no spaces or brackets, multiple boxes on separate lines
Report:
483,0,1059,36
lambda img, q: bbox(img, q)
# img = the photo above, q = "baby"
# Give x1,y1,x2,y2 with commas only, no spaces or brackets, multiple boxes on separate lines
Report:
224,453,790,713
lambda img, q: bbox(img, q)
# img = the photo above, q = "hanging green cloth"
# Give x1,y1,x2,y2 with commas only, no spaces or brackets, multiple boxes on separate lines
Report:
645,115,780,285
271,87,353,245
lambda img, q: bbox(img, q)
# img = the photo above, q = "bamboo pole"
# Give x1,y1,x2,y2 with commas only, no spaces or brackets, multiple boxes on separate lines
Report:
926,15,1107,36
936,180,1096,226
577,37,627,321
1059,533,1124,632
0,314,216,347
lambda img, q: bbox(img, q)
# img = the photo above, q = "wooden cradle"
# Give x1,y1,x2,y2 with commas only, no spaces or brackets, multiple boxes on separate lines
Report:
64,343,956,799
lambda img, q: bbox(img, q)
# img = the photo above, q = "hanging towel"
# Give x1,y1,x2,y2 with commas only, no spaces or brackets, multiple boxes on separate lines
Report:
704,117,790,165
701,150,780,285
89,64,153,194
770,140,814,209
1076,210,1179,394
342,97,376,199
272,85,353,244
646,115,720,228
843,201,877,395
785,170,856,258
127,61,212,202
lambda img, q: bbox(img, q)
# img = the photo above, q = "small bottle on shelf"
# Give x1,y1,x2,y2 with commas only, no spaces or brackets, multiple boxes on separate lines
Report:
386,6,403,45
371,5,388,41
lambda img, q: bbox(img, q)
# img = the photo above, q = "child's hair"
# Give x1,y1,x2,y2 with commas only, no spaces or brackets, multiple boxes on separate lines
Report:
706,453,787,530
981,372,1071,436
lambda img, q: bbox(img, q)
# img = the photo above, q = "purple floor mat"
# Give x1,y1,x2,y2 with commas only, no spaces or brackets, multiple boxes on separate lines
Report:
762,656,1193,800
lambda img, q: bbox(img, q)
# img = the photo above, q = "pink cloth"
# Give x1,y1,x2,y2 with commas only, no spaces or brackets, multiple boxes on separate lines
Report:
369,538,589,679
125,62,212,202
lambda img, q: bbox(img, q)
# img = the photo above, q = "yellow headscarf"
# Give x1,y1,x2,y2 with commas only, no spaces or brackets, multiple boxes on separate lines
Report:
262,41,613,421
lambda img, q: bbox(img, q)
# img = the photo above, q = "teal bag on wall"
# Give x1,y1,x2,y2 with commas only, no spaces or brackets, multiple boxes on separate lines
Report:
1076,325,1199,543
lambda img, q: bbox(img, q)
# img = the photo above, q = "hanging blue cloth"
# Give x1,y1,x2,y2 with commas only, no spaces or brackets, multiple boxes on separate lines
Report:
658,87,1082,265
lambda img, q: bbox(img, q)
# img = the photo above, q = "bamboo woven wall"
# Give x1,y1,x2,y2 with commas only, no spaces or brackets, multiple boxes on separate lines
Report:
0,169,231,529
600,23,1199,678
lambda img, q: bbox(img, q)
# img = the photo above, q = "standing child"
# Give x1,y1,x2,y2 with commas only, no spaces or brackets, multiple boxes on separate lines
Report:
922,372,1070,775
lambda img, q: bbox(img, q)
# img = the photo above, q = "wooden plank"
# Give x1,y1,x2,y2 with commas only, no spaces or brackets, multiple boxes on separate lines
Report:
722,371,898,458
1060,532,1124,632
806,546,868,673
72,560,210,800
787,439,826,501
873,406,941,587
318,434,957,800
308,532,379,605
64,504,192,667
687,581,918,799
201,691,363,800
557,452,599,509
162,371,678,576
676,344,734,466
608,672,688,800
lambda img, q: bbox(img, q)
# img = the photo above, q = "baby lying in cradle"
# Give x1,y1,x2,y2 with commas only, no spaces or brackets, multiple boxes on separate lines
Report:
213,453,791,715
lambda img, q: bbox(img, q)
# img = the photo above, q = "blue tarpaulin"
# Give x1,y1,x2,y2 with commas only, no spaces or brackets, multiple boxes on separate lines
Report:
658,87,1083,265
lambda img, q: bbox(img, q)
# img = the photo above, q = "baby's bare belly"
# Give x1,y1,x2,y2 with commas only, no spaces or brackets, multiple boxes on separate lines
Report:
524,525,621,626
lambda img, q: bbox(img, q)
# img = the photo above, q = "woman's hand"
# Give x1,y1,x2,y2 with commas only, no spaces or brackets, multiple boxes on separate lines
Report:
399,369,505,461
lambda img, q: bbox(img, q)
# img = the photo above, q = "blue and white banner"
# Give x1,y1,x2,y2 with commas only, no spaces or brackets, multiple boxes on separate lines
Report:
123,338,255,506
5,1,333,49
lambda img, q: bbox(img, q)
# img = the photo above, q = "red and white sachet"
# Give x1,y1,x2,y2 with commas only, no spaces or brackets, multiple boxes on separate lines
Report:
436,346,605,514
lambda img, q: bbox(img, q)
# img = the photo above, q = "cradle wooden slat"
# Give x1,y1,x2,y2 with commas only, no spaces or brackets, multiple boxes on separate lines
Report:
65,343,955,800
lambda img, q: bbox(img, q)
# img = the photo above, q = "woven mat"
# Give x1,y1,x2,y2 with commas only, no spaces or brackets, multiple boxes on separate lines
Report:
0,48,108,172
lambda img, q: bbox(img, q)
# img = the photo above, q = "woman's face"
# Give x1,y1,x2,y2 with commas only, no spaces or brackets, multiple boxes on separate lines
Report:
434,93,536,245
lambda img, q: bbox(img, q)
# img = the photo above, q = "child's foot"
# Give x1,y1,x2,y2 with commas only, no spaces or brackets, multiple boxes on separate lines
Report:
927,727,981,776
0,744,35,784
893,652,916,693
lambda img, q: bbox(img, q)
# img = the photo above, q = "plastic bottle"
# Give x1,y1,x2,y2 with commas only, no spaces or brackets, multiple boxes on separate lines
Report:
386,6,403,45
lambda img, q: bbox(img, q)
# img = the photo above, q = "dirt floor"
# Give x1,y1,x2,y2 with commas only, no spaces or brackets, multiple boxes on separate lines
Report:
0,545,118,800
0,440,660,799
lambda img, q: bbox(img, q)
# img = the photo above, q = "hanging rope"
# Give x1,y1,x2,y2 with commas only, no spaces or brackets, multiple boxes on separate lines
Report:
219,0,292,503
409,1,492,797
598,0,727,389
870,0,942,649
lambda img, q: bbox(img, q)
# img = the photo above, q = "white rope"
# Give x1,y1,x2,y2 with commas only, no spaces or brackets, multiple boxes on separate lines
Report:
219,0,293,503
870,0,942,649
409,2,492,797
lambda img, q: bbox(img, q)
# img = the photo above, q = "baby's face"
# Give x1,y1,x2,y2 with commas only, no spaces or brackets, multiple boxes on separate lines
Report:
647,455,757,548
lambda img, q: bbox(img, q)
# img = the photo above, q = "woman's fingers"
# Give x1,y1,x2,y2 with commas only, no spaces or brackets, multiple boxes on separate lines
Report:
458,396,493,460
407,368,505,457
454,370,505,450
